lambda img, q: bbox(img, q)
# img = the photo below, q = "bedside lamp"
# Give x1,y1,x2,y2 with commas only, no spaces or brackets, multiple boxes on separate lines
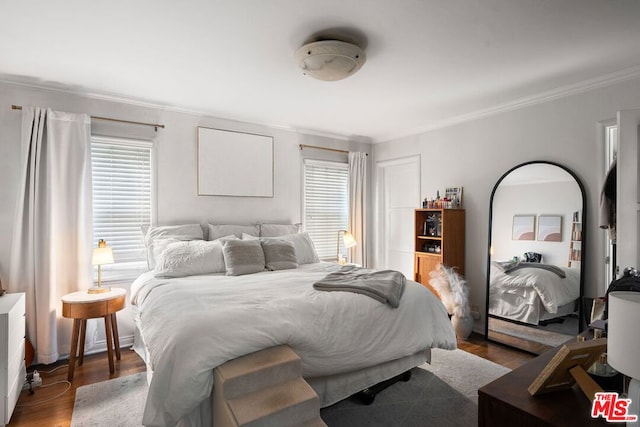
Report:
607,291,640,426
89,239,114,294
337,230,357,264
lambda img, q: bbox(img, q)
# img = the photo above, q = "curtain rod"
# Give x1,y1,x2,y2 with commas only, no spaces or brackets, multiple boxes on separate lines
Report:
299,144,368,155
11,105,165,130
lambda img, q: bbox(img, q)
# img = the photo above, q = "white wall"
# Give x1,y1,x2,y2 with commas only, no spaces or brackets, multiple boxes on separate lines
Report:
0,81,372,357
372,76,640,332
492,181,581,266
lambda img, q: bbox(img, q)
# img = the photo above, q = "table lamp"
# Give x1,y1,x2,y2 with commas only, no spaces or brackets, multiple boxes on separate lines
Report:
89,239,114,294
607,291,640,426
337,230,357,264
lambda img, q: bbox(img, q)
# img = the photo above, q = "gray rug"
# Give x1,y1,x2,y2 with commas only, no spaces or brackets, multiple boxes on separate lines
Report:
71,349,510,426
71,370,148,427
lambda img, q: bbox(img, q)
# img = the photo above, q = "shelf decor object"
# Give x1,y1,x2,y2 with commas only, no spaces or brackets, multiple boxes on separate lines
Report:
528,337,606,400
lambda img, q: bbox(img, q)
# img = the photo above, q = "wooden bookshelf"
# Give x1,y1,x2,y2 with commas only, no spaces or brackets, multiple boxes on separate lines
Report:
414,208,465,295
568,210,582,268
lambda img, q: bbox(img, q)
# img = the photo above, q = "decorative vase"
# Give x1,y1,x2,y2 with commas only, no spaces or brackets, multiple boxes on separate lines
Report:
452,314,474,340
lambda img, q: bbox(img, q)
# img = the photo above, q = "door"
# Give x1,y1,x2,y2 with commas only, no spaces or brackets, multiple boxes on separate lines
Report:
377,156,420,277
616,109,640,276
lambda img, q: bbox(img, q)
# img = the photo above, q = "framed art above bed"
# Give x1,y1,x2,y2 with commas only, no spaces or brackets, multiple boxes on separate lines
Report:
197,126,274,197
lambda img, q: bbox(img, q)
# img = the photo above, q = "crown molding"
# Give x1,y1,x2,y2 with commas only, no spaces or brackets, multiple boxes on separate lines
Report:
375,64,640,143
5,63,640,146
1,76,372,144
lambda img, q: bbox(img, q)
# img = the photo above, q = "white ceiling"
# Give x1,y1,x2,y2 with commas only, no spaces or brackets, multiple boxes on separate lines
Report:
2,1,640,142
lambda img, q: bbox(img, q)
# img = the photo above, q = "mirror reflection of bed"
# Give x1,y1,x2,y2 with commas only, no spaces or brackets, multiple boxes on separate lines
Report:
485,161,585,355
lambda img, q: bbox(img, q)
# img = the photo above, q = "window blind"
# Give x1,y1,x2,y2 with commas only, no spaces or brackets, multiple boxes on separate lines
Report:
91,137,153,264
303,159,348,260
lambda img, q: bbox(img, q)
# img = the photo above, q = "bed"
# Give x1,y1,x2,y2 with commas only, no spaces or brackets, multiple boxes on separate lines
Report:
488,261,580,325
130,226,457,427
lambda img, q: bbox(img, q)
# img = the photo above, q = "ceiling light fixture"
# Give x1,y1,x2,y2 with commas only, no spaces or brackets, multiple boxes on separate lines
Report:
295,40,366,81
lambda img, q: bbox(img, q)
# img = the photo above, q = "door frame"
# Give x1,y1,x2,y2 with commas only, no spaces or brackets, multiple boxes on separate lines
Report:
616,109,640,276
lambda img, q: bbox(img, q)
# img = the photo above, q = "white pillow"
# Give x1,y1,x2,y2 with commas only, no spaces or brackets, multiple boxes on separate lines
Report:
259,223,301,237
155,240,225,278
143,224,204,269
208,224,259,241
281,232,319,264
222,239,265,276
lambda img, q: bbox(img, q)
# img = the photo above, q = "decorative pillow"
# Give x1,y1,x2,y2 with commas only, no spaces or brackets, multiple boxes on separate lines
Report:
261,239,298,271
208,224,259,241
143,224,204,269
222,239,265,276
155,240,225,278
259,223,301,237
246,232,318,264
523,252,542,263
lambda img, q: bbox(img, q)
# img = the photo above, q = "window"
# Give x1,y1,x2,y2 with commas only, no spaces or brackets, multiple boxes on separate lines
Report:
91,136,153,278
303,159,348,260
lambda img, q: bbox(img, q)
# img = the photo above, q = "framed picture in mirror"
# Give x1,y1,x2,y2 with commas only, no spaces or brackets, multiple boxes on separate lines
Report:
537,215,562,242
512,215,535,241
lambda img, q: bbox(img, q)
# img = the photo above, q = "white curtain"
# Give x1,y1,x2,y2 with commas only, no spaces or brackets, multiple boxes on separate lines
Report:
9,107,94,364
348,152,367,266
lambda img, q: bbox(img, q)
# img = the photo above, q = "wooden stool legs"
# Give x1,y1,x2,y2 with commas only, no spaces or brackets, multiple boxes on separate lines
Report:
68,319,81,381
67,314,121,381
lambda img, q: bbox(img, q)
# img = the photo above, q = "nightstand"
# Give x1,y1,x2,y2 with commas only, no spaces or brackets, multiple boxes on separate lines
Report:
61,288,126,381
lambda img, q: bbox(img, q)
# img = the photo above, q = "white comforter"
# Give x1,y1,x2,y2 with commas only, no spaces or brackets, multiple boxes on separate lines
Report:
131,263,456,427
489,263,580,316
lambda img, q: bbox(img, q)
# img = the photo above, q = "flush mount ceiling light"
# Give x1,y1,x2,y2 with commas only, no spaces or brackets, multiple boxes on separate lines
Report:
295,40,366,81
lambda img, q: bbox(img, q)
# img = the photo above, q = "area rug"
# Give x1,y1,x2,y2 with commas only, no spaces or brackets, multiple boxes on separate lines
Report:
71,349,510,426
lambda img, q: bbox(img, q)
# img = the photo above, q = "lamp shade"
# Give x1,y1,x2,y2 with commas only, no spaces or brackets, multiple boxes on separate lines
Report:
343,231,357,248
607,291,640,380
92,246,114,266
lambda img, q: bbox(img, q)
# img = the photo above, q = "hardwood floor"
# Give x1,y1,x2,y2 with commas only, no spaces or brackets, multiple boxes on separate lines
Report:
8,333,533,427
9,349,146,427
457,332,536,370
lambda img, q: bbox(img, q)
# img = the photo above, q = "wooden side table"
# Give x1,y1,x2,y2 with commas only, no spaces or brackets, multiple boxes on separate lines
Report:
478,334,608,426
61,288,126,381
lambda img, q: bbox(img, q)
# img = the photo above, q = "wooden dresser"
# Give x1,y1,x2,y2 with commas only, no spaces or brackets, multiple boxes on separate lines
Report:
0,293,25,427
478,337,608,426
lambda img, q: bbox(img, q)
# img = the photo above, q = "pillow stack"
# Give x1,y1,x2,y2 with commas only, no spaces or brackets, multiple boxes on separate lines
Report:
146,222,316,277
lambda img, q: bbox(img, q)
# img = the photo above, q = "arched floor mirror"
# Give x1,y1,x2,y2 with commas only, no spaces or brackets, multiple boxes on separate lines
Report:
485,161,586,354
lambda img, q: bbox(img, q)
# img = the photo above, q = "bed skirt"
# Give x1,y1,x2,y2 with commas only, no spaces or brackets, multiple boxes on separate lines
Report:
132,310,430,426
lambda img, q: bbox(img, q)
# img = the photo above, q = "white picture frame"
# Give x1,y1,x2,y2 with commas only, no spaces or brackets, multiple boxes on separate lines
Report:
512,215,535,241
197,127,274,197
537,215,563,242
